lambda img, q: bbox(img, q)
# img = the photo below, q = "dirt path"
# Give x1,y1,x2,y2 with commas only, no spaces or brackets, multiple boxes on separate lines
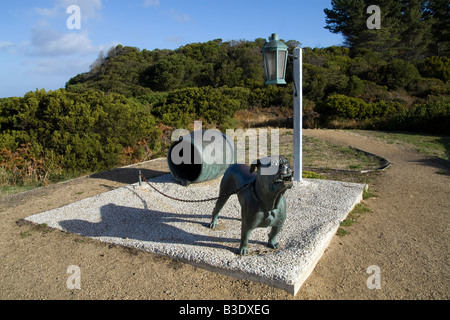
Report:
1,130,448,300
301,129,449,299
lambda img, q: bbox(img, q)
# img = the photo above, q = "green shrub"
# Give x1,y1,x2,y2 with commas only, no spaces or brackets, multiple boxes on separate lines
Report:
303,63,349,102
383,59,421,90
151,86,247,130
318,94,369,119
408,78,449,97
346,75,364,97
0,89,161,177
418,56,450,83
249,86,291,110
317,93,407,130
371,100,404,117
381,97,450,134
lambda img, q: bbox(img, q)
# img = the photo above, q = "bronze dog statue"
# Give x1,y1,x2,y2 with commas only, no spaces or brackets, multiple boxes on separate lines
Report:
209,156,294,255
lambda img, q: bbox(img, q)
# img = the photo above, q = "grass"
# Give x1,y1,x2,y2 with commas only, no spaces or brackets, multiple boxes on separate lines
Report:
336,228,350,237
0,169,85,197
363,188,377,200
336,186,376,237
1,183,41,196
351,130,450,161
18,222,53,239
20,231,32,238
337,202,372,236
302,171,326,179
279,129,383,172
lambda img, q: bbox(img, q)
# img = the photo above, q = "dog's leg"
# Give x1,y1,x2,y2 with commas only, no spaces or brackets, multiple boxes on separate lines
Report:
239,224,252,255
268,224,283,249
209,195,230,229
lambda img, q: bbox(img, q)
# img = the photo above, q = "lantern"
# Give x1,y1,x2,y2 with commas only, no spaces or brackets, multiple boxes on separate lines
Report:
261,33,288,85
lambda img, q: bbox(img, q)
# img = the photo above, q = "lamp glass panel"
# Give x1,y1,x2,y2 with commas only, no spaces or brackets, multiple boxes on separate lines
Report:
277,50,287,79
265,51,277,80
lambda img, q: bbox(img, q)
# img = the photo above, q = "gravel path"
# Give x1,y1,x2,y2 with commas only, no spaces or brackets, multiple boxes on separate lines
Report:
1,129,448,299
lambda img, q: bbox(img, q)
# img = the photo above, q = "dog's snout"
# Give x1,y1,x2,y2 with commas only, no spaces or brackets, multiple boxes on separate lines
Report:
280,165,292,175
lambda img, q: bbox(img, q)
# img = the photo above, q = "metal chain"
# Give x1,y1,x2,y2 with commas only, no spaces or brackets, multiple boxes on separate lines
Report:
139,174,251,203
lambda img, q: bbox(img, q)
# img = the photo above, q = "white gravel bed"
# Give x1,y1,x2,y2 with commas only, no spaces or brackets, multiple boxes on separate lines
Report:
25,174,366,295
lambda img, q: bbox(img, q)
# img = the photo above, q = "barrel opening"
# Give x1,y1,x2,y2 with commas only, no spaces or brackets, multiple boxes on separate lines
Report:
167,140,202,183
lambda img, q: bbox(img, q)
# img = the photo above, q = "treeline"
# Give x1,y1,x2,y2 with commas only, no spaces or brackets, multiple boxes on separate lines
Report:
65,40,450,131
66,39,274,96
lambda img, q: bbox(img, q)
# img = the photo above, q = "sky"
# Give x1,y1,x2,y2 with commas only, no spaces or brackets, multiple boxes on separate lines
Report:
0,0,344,98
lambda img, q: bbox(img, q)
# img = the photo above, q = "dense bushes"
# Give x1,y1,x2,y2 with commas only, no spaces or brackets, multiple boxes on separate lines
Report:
317,94,404,120
383,60,421,90
318,94,367,119
418,56,450,83
150,86,245,130
67,40,267,96
383,97,450,134
318,94,450,134
64,40,450,133
0,89,162,187
142,85,293,130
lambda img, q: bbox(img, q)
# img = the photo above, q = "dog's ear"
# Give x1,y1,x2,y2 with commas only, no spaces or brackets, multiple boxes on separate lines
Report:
249,159,261,173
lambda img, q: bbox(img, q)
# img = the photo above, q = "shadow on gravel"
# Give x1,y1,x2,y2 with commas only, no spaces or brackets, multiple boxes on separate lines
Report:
90,167,168,185
59,203,256,254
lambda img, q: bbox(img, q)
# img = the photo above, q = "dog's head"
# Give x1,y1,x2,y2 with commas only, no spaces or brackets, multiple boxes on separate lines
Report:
250,155,294,193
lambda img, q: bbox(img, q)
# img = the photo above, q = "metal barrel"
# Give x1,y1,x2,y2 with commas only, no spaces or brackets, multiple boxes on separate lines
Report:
167,130,236,186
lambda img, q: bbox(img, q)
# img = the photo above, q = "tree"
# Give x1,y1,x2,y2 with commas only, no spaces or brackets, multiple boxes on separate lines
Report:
423,0,450,56
324,0,436,58
90,50,105,70
324,0,367,49
396,0,433,59
325,0,408,57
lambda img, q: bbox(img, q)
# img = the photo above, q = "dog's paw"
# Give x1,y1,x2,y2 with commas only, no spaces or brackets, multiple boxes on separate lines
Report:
209,221,218,229
268,241,280,250
239,247,249,256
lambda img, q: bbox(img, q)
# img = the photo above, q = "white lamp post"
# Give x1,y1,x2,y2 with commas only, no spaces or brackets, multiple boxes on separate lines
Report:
262,34,303,182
